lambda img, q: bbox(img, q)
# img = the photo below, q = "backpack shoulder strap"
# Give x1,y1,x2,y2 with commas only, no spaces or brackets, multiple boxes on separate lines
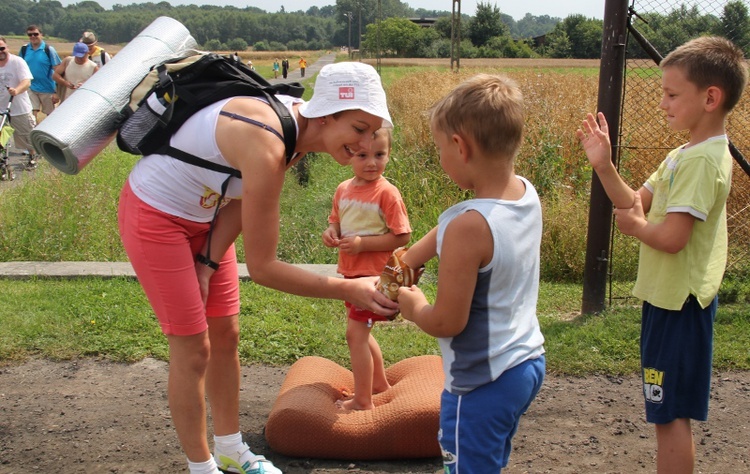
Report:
21,44,53,65
101,50,106,65
161,145,242,179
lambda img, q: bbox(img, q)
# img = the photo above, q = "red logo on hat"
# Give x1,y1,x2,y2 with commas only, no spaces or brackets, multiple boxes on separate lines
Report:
339,87,355,100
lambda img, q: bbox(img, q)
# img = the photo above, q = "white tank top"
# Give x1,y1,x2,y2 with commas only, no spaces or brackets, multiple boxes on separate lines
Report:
127,95,301,222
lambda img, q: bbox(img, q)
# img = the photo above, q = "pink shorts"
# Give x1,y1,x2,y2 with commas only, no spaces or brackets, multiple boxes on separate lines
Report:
118,181,240,336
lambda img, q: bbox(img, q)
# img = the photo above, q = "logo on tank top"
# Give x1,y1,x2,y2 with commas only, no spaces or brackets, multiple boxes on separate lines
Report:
199,186,229,210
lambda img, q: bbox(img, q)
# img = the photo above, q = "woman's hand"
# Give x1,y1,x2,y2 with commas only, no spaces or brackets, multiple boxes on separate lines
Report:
349,276,399,317
195,261,215,307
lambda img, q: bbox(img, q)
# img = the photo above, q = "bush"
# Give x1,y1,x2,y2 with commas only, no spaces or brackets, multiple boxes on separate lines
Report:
226,37,248,52
287,39,308,51
253,40,270,51
203,39,224,51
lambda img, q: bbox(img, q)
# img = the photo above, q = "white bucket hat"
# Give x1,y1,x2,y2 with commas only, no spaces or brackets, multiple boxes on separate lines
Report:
299,62,393,128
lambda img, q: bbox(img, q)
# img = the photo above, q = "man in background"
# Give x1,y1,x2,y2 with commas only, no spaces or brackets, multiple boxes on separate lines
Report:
1,36,40,169
80,31,111,68
19,25,60,123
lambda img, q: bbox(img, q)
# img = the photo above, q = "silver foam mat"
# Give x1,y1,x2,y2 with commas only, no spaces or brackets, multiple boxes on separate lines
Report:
30,16,198,174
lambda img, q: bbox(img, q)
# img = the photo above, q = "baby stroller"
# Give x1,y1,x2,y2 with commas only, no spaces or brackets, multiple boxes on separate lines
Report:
0,94,15,181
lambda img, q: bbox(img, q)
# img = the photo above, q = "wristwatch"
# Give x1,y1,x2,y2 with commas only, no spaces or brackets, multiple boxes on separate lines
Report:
196,254,219,271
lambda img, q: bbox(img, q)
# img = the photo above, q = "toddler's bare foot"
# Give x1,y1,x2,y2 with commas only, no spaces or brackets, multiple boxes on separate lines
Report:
373,383,391,394
336,398,375,411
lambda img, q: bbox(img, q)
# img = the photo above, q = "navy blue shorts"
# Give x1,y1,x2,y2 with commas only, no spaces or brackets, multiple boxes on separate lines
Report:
439,355,545,473
641,295,716,424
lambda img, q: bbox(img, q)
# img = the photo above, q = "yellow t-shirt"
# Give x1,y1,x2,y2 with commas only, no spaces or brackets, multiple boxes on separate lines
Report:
632,136,732,310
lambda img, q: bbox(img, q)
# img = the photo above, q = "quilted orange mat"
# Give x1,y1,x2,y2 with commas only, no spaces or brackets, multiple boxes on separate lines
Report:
265,355,443,460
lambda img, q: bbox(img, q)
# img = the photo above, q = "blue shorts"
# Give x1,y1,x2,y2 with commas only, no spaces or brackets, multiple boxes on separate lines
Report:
439,355,545,473
641,295,716,424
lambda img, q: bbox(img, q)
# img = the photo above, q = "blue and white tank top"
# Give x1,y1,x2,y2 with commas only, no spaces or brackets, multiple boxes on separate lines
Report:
437,176,546,395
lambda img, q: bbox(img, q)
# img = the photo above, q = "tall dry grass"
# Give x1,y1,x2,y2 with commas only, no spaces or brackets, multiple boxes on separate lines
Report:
387,69,600,280
386,66,750,282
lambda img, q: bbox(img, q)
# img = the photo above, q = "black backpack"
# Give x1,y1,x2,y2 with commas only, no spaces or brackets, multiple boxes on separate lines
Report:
115,52,305,264
20,43,55,75
116,52,304,178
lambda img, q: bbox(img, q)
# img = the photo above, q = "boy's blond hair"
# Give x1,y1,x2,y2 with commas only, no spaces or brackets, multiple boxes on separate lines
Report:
429,74,525,160
661,35,748,112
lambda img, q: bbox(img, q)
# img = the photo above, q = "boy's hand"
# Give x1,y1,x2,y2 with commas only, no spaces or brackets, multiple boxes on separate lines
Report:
397,285,428,321
576,112,612,171
613,192,647,237
377,247,426,311
339,235,363,255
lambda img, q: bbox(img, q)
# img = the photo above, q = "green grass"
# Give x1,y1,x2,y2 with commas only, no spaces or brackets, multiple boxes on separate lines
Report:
0,277,748,376
0,64,748,376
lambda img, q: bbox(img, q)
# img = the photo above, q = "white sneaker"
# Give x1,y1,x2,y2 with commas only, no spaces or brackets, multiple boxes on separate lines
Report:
214,443,282,474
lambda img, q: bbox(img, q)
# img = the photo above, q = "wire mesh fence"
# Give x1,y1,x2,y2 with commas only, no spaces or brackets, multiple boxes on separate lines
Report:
608,0,750,304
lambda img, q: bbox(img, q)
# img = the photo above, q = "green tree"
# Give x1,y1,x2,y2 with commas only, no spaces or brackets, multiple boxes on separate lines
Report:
226,37,248,51
74,1,105,13
553,14,602,58
720,1,750,53
468,2,508,47
433,16,453,40
361,16,421,56
0,1,30,37
203,39,224,51
516,13,559,38
545,28,572,58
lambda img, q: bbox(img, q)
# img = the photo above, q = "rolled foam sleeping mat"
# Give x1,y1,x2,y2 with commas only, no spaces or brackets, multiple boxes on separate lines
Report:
30,16,198,175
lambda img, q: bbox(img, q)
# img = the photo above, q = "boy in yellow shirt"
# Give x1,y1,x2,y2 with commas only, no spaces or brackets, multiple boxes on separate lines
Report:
577,36,747,472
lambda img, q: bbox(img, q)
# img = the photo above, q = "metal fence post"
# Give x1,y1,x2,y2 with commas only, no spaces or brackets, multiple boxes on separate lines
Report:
581,0,630,314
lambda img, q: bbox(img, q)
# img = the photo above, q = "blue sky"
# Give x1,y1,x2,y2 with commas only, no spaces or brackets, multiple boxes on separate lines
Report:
64,1,605,20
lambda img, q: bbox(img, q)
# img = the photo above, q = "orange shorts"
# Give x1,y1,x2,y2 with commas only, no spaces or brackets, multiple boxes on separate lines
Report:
118,181,240,336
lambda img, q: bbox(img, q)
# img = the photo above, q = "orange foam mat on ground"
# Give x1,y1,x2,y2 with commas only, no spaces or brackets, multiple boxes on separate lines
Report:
265,355,443,460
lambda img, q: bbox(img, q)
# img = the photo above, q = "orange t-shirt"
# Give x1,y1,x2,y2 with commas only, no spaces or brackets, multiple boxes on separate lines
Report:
328,177,411,277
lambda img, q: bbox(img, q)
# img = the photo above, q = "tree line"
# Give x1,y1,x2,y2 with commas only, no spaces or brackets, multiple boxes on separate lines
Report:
1,0,748,59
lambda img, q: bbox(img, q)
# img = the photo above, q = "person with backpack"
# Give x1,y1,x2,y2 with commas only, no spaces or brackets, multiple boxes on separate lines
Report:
19,25,61,126
117,61,397,474
80,31,111,68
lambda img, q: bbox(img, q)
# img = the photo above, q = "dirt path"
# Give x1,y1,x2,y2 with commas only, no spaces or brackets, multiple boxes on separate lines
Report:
0,358,748,473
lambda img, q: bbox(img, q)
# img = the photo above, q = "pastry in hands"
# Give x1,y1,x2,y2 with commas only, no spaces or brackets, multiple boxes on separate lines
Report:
377,247,425,319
